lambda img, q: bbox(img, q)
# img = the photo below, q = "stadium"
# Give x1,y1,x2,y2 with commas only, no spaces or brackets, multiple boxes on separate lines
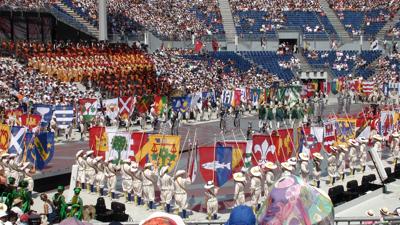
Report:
0,0,399,224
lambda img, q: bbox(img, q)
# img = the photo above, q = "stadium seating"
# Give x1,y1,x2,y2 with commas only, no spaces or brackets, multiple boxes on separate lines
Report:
183,52,251,73
304,50,381,78
239,51,296,81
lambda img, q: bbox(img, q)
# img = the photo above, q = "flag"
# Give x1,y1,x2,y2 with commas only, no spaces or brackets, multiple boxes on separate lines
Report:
362,81,374,95
25,131,55,170
252,134,280,164
171,97,184,112
8,126,26,155
0,124,10,152
380,111,394,137
103,98,119,120
194,40,203,53
119,96,135,119
297,127,323,156
181,96,192,113
251,89,260,107
130,132,149,168
233,89,242,107
191,92,202,111
89,126,108,158
216,140,248,173
335,118,357,146
32,104,53,127
107,130,131,163
79,98,98,122
276,129,295,161
286,86,301,107
330,80,338,95
323,120,336,153
187,148,198,183
136,95,151,114
54,105,74,129
154,95,167,116
199,146,232,187
221,90,233,108
135,134,181,172
5,109,23,124
21,114,42,130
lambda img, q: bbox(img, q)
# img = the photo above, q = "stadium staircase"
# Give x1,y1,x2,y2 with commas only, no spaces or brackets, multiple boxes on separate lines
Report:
377,8,400,39
295,53,313,72
53,1,99,39
217,0,237,50
319,0,352,44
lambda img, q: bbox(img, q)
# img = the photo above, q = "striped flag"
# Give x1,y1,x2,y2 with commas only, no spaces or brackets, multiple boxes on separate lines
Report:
54,105,74,129
362,81,374,95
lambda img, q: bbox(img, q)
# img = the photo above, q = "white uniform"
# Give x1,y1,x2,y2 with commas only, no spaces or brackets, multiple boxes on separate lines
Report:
328,154,337,179
234,182,245,206
104,162,119,194
349,146,357,172
174,176,191,210
0,159,10,182
264,171,274,198
76,156,86,184
300,161,309,182
250,176,262,207
391,137,399,162
131,170,143,199
8,159,21,185
313,160,322,183
23,167,34,192
337,152,346,177
94,161,105,191
85,157,96,187
205,189,218,216
121,163,133,193
142,168,157,203
159,173,174,205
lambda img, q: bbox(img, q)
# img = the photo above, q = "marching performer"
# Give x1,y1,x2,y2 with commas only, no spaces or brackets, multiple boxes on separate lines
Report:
391,132,400,165
300,153,310,182
312,152,323,188
8,154,21,185
348,139,359,175
121,159,134,202
142,163,157,209
75,150,86,189
281,162,293,177
0,153,10,182
372,135,383,159
233,172,246,206
250,166,262,212
84,151,96,193
204,181,218,220
174,170,191,218
338,145,348,181
263,161,276,199
94,156,105,196
288,157,298,175
358,137,369,172
130,162,143,205
159,166,173,212
22,162,35,194
266,104,274,129
104,157,120,199
328,146,338,185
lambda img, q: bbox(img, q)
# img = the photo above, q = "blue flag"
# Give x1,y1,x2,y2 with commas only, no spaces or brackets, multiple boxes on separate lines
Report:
215,146,232,187
54,105,74,129
25,132,55,170
8,126,26,155
171,96,192,113
33,104,53,127
171,97,184,112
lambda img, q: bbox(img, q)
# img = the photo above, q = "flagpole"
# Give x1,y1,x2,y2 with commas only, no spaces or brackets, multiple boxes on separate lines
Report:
187,128,197,174
212,136,216,184
173,129,190,176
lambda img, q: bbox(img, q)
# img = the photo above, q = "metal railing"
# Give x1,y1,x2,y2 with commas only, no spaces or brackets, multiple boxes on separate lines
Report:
334,216,400,224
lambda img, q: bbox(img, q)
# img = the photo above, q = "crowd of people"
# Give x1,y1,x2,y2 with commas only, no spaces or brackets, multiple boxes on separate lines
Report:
0,0,55,9
229,0,321,12
69,0,224,40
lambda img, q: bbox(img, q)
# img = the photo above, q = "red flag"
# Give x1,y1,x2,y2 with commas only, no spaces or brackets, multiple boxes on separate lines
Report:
199,146,215,183
136,96,150,114
233,89,242,107
130,132,149,168
5,109,23,120
299,127,323,157
323,121,336,153
276,129,295,162
252,134,281,164
212,39,219,52
88,126,108,159
20,114,41,130
119,96,135,119
187,149,198,183
194,40,203,53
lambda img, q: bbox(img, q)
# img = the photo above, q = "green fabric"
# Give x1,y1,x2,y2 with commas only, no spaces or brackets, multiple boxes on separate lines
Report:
275,107,284,121
68,196,83,220
267,108,274,120
18,189,31,213
53,193,67,220
259,106,266,120
291,108,298,120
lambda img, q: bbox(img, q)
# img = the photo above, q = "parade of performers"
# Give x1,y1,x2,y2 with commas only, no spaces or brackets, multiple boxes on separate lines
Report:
0,0,399,223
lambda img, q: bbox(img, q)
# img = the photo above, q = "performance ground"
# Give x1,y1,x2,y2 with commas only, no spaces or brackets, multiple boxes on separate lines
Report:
28,100,378,222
